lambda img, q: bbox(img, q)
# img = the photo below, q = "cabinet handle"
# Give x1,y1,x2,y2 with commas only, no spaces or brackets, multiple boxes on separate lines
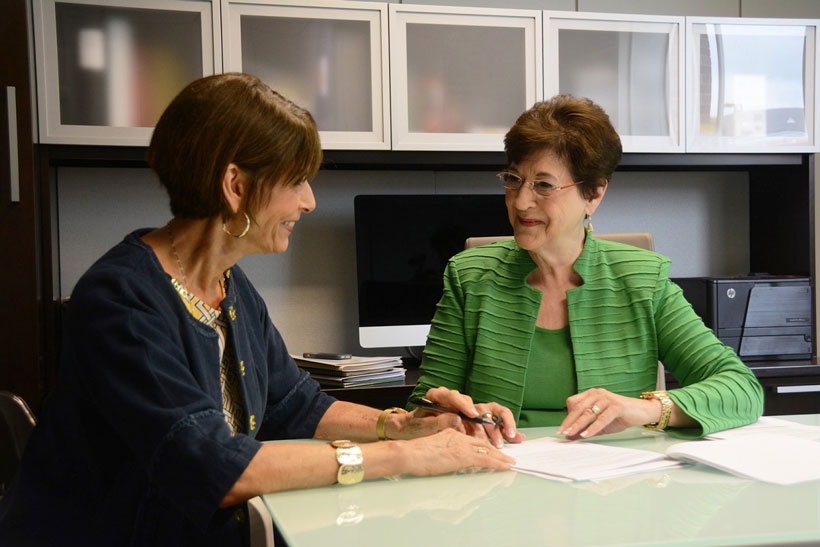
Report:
775,385,820,394
6,86,19,203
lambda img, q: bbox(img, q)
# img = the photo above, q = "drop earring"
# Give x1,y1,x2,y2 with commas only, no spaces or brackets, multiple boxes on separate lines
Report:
585,213,594,233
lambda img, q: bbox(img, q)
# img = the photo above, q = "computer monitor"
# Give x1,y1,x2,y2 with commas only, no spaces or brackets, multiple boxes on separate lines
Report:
354,194,513,348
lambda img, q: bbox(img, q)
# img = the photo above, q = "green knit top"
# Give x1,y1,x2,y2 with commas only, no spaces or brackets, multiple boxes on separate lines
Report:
519,326,577,427
409,236,764,438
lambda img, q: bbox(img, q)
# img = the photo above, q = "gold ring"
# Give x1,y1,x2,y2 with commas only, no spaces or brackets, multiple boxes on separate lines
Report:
476,447,488,454
482,412,494,421
591,404,601,415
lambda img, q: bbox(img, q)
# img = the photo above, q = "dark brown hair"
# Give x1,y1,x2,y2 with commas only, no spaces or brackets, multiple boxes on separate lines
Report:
147,73,322,219
504,94,622,200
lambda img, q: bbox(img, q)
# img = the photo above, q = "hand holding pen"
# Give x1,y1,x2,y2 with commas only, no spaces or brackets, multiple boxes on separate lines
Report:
410,397,504,426
411,388,526,448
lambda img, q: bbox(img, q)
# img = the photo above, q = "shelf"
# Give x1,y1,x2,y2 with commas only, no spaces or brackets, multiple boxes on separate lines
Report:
665,359,819,383
746,359,820,379
41,145,809,172
44,145,148,168
325,151,807,171
320,367,420,410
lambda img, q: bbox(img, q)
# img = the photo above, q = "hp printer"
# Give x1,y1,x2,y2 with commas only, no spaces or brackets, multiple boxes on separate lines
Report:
673,276,813,361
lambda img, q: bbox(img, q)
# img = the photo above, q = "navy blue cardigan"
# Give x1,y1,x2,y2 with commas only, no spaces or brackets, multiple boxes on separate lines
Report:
0,229,335,546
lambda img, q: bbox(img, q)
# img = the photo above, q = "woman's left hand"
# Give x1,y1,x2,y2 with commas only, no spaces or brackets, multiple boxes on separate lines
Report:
558,388,661,440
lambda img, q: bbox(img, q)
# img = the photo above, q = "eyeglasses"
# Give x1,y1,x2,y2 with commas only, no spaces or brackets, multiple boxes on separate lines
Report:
496,171,584,197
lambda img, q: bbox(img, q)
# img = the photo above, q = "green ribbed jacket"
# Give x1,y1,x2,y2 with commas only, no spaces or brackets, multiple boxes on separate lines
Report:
410,237,764,437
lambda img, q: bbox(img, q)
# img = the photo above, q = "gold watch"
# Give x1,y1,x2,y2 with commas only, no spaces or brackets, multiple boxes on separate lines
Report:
640,391,673,430
331,440,364,485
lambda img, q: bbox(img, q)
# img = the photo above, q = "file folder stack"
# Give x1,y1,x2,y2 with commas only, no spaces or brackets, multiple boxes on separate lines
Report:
291,354,406,388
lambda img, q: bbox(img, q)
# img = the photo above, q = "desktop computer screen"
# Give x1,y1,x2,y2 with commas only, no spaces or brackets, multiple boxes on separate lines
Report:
354,194,512,348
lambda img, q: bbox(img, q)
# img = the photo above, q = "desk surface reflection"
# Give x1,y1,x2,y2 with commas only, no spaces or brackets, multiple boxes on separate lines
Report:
262,415,820,547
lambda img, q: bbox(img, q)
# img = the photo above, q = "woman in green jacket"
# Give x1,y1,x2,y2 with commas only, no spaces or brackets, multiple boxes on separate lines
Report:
411,95,763,446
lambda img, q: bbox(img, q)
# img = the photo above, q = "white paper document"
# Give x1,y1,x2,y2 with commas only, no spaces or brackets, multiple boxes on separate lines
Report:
501,437,682,482
704,416,820,442
305,368,405,387
666,433,820,485
290,354,403,370
290,354,405,387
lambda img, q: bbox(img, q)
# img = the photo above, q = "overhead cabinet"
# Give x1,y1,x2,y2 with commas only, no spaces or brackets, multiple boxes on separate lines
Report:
543,11,685,153
28,2,820,152
388,4,543,151
222,0,390,150
33,0,220,145
686,16,820,152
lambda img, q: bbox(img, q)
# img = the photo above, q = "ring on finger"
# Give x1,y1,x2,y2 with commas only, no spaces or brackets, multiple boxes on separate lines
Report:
476,446,488,454
481,412,494,422
590,404,601,416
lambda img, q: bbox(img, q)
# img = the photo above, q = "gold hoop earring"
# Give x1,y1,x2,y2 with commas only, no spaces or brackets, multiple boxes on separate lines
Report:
223,211,251,238
585,213,594,233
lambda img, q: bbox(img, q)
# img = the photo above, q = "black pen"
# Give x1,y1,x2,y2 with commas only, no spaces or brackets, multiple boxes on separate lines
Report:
410,397,503,426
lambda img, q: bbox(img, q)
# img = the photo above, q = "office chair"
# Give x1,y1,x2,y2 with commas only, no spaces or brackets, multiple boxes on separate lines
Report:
0,391,36,497
464,232,655,251
463,232,665,389
248,495,275,547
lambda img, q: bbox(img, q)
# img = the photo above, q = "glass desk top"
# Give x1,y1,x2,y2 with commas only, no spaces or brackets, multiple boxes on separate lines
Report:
262,415,820,546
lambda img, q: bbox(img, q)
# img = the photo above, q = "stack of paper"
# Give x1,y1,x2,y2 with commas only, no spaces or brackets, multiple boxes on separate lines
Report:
291,354,405,388
704,416,820,441
501,437,683,482
667,433,820,485
501,419,820,486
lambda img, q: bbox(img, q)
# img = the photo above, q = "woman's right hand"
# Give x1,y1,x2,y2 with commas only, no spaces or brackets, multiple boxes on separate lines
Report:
400,429,515,476
420,387,527,448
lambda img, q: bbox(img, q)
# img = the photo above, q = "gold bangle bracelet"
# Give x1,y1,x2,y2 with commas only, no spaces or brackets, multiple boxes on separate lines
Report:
377,407,407,441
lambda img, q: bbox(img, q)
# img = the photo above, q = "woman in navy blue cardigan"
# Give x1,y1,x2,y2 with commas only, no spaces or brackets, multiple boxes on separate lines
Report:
0,73,513,546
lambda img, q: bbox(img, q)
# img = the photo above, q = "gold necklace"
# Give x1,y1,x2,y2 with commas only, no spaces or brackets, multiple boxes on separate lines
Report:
166,223,189,294
166,223,226,302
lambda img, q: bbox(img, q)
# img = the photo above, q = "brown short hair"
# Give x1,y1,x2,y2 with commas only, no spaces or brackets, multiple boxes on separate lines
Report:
147,73,322,219
504,95,622,200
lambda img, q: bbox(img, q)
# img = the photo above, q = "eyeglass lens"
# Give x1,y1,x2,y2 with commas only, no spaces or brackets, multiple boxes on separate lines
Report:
497,173,560,196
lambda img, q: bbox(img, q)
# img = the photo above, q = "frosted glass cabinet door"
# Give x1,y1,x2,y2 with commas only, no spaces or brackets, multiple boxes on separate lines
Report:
223,0,389,150
544,11,684,153
390,5,542,151
687,17,820,152
33,0,219,145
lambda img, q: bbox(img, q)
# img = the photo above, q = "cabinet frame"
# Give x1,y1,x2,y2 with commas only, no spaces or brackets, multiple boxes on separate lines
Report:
686,15,820,153
222,0,391,150
389,3,543,151
32,0,220,146
543,10,685,153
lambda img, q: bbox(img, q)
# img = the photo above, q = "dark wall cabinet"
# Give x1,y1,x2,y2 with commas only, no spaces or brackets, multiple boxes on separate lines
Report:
668,362,820,416
757,366,820,415
0,0,52,412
